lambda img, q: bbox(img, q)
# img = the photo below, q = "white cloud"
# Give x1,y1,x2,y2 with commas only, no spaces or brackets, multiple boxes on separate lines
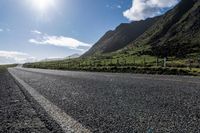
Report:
117,5,122,9
29,31,91,51
106,4,122,9
123,0,180,21
0,28,11,32
31,30,42,34
0,51,36,64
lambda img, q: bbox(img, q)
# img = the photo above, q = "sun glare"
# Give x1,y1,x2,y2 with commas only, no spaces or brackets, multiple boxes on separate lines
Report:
30,0,56,13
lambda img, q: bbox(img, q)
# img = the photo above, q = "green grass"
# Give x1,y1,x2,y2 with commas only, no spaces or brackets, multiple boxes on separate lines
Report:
0,64,17,73
24,53,200,76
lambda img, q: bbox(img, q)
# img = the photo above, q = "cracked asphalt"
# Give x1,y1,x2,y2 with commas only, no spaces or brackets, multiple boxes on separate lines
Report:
8,68,200,132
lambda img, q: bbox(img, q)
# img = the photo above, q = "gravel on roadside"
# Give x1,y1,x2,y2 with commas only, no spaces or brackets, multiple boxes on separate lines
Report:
0,71,51,133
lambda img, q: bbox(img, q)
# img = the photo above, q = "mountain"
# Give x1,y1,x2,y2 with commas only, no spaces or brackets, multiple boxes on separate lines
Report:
41,58,65,62
66,54,80,59
41,54,80,62
126,0,200,58
82,17,159,57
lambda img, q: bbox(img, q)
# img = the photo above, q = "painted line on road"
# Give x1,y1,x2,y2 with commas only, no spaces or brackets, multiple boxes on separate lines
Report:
8,69,91,133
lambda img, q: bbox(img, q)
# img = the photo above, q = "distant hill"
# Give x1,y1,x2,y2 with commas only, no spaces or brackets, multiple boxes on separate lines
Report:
126,0,200,58
41,58,65,62
66,53,80,59
82,17,159,57
41,54,80,62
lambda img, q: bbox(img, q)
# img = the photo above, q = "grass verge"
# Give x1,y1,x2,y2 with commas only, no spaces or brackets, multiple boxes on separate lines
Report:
24,54,200,76
24,63,200,76
0,64,17,73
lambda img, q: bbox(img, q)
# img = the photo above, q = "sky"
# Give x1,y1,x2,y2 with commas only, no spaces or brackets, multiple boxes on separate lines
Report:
0,0,180,64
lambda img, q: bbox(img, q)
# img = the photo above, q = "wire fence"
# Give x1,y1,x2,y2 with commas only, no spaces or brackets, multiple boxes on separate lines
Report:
24,56,200,75
63,57,200,69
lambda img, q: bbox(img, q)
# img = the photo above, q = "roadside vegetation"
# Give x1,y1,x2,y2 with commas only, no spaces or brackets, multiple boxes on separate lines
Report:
24,52,200,76
0,64,17,73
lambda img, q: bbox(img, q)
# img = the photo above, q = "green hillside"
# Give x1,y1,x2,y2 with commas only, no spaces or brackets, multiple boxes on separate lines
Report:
125,0,200,58
83,17,158,57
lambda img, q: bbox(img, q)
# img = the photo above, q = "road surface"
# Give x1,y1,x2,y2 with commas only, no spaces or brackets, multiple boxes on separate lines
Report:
8,67,200,132
0,70,59,133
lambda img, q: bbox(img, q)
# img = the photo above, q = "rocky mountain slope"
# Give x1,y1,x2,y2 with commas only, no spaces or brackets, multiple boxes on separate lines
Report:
83,17,159,57
83,0,200,59
127,0,200,58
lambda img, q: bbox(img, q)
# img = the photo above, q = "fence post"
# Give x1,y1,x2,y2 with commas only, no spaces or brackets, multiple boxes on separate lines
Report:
164,57,167,68
143,57,146,67
117,59,119,66
67,61,69,68
189,59,192,70
156,57,159,67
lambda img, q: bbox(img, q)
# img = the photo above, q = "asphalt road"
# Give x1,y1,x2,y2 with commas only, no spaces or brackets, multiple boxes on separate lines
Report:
8,67,200,133
0,71,52,133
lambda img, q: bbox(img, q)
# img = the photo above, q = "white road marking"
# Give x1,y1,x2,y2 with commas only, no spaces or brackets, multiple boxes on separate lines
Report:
8,68,91,133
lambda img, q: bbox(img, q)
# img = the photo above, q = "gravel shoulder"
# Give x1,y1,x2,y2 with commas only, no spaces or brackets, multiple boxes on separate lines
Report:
0,71,52,133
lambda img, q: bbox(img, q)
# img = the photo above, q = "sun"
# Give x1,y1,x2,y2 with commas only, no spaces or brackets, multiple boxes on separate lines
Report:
30,0,56,13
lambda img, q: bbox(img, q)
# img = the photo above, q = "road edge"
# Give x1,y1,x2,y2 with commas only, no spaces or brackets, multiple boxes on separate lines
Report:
8,68,91,133
7,69,65,133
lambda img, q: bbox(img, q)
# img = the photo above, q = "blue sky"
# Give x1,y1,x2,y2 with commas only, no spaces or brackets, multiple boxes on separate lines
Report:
0,0,179,64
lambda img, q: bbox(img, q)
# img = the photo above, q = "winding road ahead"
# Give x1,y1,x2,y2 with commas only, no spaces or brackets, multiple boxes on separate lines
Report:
8,67,200,132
